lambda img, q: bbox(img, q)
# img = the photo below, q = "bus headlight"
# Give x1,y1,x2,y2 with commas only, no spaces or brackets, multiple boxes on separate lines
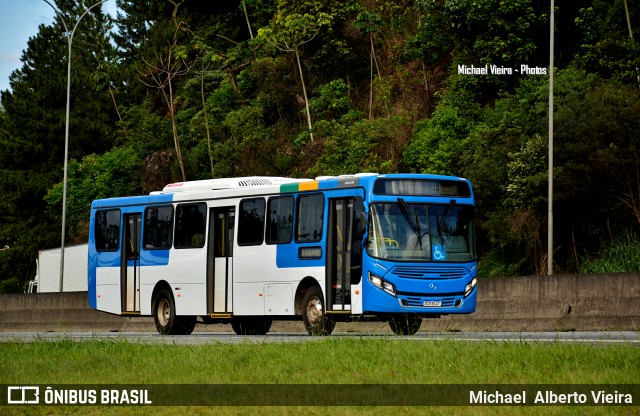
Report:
369,272,397,297
464,278,477,297
369,274,383,288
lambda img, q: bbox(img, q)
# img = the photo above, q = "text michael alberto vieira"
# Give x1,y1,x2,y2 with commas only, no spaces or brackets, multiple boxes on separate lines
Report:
470,389,633,405
458,64,547,75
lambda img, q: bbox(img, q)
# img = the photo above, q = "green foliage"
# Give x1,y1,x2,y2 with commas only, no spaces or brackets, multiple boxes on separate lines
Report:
409,0,549,98
574,0,640,85
463,0,547,64
44,147,143,240
309,114,410,176
115,101,173,153
309,79,352,120
505,134,548,209
580,233,640,273
407,66,640,276
353,10,384,35
403,103,473,176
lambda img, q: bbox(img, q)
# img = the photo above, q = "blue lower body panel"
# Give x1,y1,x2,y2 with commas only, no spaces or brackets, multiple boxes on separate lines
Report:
362,261,477,315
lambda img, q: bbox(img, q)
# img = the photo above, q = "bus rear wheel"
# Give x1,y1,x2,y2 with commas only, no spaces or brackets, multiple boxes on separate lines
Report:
302,286,335,336
153,288,196,335
231,317,272,335
388,315,422,336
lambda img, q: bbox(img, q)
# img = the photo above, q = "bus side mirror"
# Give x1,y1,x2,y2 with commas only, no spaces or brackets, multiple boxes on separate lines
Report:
361,231,369,248
356,210,367,236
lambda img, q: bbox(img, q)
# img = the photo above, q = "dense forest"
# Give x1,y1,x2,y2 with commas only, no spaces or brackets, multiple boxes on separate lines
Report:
1,0,639,292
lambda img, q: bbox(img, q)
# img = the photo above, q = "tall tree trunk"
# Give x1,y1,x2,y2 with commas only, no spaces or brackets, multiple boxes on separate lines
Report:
242,0,254,39
107,84,122,121
623,0,640,87
162,81,186,182
369,44,373,120
294,45,314,142
201,68,214,177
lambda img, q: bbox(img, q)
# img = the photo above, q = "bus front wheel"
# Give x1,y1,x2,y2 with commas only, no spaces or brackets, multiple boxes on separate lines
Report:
388,315,422,336
153,288,196,335
302,286,335,336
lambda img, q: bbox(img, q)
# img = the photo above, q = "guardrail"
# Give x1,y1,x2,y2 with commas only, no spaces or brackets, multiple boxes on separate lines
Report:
0,272,638,332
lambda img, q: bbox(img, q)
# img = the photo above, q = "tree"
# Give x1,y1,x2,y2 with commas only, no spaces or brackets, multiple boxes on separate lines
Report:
353,9,384,119
137,0,192,181
0,0,116,289
45,147,143,242
575,0,640,85
259,11,332,142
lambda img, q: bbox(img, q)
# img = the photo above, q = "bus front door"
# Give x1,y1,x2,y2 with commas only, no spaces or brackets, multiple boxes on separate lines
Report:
327,197,363,311
122,213,141,313
207,207,235,314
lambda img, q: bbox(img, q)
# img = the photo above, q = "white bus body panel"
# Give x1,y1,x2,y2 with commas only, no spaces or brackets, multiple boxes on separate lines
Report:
233,243,324,316
143,248,208,316
351,281,363,314
96,266,121,315
264,284,293,315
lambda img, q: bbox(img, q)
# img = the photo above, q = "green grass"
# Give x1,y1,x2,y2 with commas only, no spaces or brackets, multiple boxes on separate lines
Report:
1,338,638,415
2,338,638,384
581,233,640,273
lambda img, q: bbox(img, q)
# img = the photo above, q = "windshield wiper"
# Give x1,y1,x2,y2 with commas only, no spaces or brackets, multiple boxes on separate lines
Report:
438,199,456,235
398,198,423,250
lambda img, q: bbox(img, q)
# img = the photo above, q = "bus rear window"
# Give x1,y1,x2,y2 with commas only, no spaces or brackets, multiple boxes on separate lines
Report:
373,179,471,197
95,209,120,252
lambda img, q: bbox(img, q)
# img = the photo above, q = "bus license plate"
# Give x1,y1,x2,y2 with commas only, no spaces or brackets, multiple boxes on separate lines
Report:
423,301,441,307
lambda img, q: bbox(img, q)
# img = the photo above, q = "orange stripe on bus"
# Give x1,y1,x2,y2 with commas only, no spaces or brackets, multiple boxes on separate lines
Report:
298,181,318,191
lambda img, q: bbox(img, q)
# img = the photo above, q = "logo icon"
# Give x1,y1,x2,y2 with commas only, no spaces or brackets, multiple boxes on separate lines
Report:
7,386,40,404
432,244,446,261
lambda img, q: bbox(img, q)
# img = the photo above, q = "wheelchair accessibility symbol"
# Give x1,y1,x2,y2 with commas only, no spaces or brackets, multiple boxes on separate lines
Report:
432,244,446,261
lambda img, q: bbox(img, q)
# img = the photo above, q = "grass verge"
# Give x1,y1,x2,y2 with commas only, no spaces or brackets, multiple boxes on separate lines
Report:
0,338,638,415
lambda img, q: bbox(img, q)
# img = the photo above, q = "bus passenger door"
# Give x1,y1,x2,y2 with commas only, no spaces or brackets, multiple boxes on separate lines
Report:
207,207,235,314
327,197,364,311
122,213,141,313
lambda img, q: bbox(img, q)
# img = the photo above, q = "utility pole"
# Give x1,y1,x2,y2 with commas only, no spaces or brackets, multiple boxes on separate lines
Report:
548,0,555,275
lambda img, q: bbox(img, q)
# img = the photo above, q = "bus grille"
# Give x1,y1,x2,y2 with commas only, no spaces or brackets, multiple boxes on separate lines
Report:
390,266,468,280
402,296,460,308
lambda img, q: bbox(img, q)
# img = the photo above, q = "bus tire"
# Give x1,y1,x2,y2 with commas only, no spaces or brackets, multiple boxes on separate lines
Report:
153,288,193,335
231,317,272,335
180,316,197,335
302,286,335,336
388,315,422,336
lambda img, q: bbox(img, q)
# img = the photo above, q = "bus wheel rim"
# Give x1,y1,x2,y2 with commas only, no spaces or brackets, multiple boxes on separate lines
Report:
307,296,323,324
158,299,170,326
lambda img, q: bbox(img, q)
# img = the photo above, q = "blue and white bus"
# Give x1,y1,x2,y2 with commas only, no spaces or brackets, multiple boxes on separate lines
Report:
88,173,477,335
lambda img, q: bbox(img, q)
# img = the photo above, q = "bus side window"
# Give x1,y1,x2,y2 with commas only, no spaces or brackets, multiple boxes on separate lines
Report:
238,198,266,246
296,194,323,242
95,209,120,252
144,205,173,249
266,196,293,244
174,203,207,249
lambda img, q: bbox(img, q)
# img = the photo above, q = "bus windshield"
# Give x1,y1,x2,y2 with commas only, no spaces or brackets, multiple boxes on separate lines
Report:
367,202,475,262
